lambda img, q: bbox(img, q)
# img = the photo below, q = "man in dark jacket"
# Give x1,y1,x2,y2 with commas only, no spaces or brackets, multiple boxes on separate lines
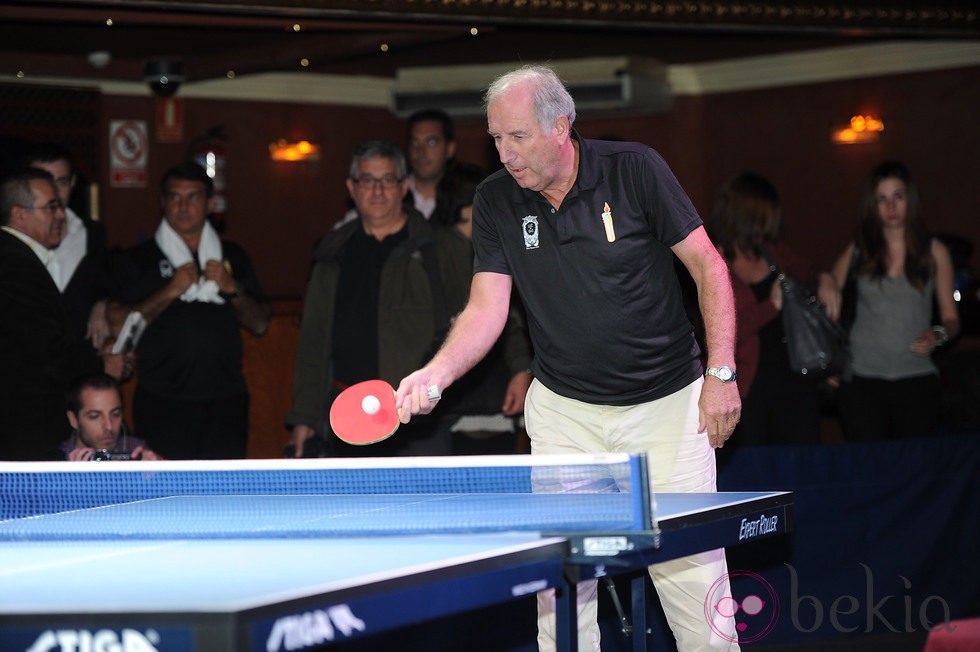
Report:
286,140,525,457
0,168,110,459
23,142,111,349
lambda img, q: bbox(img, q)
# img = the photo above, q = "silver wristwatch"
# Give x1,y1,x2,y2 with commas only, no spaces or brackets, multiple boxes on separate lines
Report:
705,366,737,382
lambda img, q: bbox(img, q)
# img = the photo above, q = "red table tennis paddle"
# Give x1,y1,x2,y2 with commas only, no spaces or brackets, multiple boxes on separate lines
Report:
329,379,400,445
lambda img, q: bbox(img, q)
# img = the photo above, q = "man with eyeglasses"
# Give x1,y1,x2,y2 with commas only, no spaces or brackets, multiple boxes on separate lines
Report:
332,109,466,230
108,162,271,460
0,168,123,460
286,140,480,457
23,142,112,350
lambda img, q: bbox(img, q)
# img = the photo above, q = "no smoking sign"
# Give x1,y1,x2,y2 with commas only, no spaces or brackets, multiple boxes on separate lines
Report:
109,119,148,187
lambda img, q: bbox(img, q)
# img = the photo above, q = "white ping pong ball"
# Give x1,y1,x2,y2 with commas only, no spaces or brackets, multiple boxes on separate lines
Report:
362,394,381,415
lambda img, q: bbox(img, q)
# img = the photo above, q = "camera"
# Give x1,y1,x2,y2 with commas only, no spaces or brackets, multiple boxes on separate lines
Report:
92,449,137,462
143,59,185,97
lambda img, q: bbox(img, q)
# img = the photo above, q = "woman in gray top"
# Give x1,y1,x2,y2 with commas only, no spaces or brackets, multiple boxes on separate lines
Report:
824,161,959,440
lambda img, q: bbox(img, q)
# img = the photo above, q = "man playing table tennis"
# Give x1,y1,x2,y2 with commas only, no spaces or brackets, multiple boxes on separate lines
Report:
396,65,742,651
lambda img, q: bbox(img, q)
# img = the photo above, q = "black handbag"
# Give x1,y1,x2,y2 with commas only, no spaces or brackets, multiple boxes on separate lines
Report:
760,246,849,378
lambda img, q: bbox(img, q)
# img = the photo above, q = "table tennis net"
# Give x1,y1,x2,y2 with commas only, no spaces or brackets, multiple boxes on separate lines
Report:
0,454,653,541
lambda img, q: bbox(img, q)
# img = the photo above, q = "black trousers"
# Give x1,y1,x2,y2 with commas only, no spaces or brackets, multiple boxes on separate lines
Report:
838,373,941,441
134,387,249,460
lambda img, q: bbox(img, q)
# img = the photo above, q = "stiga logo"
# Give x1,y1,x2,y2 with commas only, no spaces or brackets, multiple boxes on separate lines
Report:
265,605,366,651
24,628,161,652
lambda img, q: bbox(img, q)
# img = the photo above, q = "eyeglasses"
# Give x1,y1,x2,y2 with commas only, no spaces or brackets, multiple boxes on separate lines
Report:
20,201,64,214
353,175,403,190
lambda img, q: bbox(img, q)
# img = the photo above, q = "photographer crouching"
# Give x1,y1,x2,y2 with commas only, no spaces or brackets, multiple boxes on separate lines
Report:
61,373,162,461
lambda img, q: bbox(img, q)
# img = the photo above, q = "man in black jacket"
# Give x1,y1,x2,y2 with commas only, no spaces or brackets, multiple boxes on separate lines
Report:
23,142,111,349
0,168,115,459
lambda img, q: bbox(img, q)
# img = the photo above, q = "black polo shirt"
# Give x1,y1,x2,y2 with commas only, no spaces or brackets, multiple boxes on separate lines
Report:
110,238,264,400
472,132,702,405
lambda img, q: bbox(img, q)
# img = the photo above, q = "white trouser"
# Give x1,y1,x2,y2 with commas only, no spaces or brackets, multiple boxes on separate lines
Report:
526,377,740,652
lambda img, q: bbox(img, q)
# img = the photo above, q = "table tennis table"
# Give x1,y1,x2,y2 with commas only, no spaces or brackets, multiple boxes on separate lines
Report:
0,455,793,652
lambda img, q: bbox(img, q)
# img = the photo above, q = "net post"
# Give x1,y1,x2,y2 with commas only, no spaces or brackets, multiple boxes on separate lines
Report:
630,453,653,531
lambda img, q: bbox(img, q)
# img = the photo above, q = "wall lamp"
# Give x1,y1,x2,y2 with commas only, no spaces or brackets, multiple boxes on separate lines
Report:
832,115,884,145
269,139,321,162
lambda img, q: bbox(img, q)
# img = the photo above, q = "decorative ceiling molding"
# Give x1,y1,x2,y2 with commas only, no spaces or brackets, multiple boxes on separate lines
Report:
4,40,976,107
25,0,980,35
668,39,980,94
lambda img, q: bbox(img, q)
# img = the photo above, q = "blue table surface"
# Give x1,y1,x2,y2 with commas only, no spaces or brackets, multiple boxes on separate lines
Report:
0,491,788,616
0,534,569,614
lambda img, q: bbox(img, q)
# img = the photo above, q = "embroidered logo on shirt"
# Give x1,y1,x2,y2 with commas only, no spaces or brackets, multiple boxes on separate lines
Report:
522,215,539,250
159,259,174,278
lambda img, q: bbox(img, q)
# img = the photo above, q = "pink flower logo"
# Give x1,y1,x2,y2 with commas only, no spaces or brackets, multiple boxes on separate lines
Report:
704,571,780,644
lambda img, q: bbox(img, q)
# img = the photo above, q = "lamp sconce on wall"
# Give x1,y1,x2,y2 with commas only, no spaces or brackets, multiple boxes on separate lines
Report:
269,139,321,162
831,115,884,145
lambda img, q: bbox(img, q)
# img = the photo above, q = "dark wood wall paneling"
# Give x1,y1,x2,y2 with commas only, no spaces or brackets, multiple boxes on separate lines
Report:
88,64,980,299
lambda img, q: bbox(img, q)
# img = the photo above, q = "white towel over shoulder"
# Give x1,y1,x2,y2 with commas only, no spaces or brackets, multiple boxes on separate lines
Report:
154,219,226,304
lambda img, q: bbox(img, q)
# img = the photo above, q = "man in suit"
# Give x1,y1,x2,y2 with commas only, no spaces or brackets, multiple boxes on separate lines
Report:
23,142,111,348
0,168,116,459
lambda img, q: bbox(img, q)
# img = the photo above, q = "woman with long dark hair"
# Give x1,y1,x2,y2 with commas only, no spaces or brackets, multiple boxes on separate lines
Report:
828,160,959,440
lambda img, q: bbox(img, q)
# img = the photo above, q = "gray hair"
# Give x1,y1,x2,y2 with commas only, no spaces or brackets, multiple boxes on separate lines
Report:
348,140,407,180
483,65,576,129
0,168,53,225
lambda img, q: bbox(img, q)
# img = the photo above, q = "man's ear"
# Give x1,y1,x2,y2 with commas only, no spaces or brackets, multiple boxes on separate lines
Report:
66,410,79,431
7,205,27,230
555,115,570,137
446,140,457,161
